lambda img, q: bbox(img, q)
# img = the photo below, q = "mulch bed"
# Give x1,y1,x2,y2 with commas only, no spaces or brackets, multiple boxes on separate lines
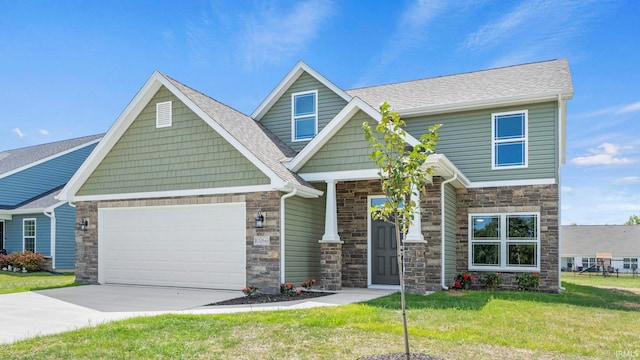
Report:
207,291,334,306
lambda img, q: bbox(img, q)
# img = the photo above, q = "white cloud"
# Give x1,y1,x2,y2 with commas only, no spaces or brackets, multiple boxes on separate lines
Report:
12,128,24,138
616,101,640,114
570,143,634,166
614,176,640,184
240,1,335,68
39,129,49,135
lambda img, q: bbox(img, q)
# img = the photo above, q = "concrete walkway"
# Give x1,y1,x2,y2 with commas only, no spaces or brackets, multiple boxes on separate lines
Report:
0,285,395,344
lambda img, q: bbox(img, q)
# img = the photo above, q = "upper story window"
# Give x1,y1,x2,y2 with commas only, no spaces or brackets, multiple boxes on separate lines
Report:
23,218,36,253
469,213,540,271
291,90,317,141
156,101,172,128
492,110,528,169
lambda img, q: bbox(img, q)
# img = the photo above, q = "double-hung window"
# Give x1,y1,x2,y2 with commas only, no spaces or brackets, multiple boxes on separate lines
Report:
292,90,317,141
469,213,540,271
623,258,638,270
492,110,528,169
23,218,36,253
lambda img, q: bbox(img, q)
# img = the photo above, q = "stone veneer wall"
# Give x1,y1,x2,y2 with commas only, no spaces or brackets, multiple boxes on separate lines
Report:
335,178,444,292
74,191,282,293
455,184,560,291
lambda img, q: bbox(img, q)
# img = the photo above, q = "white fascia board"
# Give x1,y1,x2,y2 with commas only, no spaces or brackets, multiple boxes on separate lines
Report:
70,185,278,202
276,182,324,198
468,178,556,188
424,154,471,188
0,138,102,181
399,91,574,118
0,214,12,220
300,169,381,182
1,208,45,215
58,72,165,201
251,61,353,120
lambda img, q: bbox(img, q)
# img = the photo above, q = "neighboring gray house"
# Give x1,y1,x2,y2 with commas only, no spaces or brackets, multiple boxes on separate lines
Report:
0,135,102,269
58,59,573,292
561,225,640,273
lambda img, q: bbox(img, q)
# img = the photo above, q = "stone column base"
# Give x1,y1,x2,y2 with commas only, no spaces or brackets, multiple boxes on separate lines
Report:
319,241,343,291
403,241,428,294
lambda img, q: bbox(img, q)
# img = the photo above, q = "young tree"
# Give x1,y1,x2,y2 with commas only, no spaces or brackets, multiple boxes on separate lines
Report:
625,214,640,225
362,102,440,359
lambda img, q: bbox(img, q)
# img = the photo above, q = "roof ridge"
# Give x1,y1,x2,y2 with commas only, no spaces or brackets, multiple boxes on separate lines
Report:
346,59,566,92
0,133,104,153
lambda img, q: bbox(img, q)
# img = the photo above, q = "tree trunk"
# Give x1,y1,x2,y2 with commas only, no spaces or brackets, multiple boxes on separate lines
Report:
395,217,410,360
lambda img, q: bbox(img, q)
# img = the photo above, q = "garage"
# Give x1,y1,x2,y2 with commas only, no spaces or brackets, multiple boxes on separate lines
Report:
98,202,246,289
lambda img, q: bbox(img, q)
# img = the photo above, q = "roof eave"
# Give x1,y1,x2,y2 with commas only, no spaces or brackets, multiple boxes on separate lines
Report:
398,90,574,118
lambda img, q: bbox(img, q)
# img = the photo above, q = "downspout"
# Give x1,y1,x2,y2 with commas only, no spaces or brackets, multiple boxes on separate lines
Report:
280,188,298,283
43,208,56,270
557,94,566,291
441,172,458,290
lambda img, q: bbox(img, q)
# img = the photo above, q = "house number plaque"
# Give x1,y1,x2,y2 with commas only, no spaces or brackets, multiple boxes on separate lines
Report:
253,236,270,246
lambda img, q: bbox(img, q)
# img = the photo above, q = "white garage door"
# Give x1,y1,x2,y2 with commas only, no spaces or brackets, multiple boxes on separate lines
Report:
99,202,246,289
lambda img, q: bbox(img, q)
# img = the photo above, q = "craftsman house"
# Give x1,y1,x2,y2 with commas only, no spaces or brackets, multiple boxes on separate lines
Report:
0,135,101,270
58,59,573,292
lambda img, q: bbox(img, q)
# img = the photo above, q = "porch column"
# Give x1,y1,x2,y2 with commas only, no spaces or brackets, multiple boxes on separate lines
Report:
321,180,340,241
405,184,424,242
319,179,343,290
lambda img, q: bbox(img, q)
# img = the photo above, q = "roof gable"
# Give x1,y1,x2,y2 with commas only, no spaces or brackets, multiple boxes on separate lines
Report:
251,61,352,120
562,225,640,256
59,71,321,201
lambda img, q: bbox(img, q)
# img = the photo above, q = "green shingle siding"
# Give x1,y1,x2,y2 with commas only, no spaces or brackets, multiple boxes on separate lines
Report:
261,72,348,152
78,87,269,196
443,182,457,287
284,183,326,283
404,102,559,183
299,110,379,173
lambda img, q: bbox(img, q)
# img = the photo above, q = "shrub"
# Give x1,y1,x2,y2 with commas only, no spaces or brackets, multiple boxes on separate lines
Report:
1,251,44,272
482,272,503,289
280,282,297,296
515,272,539,291
300,279,316,290
453,272,475,289
241,285,258,296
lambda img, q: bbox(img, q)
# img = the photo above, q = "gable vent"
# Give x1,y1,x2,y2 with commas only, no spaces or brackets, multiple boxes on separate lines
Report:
156,101,172,128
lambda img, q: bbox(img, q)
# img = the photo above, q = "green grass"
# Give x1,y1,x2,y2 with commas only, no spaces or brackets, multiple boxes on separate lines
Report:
1,279,639,359
0,271,78,294
562,272,640,289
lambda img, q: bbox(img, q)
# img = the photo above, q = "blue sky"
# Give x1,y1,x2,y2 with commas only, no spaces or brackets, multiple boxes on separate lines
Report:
1,0,638,225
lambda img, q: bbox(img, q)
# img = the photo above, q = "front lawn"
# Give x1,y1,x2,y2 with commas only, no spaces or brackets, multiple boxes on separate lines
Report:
562,272,640,290
0,272,77,295
1,281,638,359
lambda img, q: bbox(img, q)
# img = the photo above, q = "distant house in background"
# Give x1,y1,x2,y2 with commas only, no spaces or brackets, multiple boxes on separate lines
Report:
0,135,102,270
561,225,640,273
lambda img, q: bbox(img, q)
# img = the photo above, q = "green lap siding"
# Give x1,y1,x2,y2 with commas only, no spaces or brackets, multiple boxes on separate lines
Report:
443,182,457,287
404,102,559,183
78,87,269,196
284,183,326,283
261,72,348,152
299,111,380,173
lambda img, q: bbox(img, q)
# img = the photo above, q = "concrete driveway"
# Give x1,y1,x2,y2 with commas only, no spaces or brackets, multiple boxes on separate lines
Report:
0,285,395,345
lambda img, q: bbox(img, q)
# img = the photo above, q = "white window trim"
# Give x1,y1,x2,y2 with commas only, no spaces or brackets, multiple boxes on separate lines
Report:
468,212,540,272
23,218,36,253
291,90,318,142
156,101,172,128
491,110,528,170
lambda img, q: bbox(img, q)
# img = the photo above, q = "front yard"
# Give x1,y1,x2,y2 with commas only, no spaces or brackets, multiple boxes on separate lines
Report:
0,274,638,359
0,271,77,295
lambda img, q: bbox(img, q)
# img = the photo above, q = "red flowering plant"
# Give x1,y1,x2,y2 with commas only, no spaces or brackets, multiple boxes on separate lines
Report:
241,285,258,297
280,282,297,296
453,272,475,289
300,279,317,290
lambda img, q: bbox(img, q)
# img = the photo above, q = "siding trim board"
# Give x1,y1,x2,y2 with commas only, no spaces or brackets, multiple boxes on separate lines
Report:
73,184,278,202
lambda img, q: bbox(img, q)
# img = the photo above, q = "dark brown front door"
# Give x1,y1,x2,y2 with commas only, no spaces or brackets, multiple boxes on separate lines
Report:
371,219,400,285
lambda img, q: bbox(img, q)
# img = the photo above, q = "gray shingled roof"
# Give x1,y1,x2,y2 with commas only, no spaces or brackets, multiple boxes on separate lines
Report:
161,74,312,189
0,134,103,176
346,59,574,111
562,225,640,256
13,188,63,211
